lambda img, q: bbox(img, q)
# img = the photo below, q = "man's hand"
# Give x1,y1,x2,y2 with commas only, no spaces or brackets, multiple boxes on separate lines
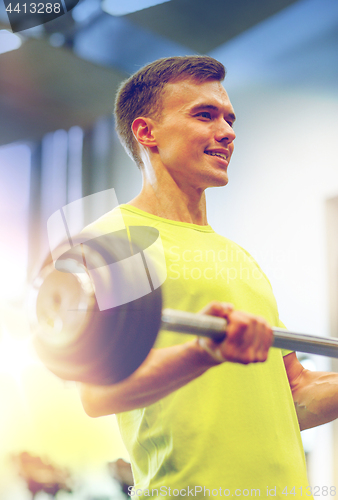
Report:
198,301,273,365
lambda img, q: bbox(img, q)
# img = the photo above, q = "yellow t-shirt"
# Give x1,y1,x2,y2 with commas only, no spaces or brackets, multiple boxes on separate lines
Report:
91,204,310,499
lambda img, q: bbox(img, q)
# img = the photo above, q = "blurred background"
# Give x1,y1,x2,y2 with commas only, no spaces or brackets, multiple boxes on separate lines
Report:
0,0,338,497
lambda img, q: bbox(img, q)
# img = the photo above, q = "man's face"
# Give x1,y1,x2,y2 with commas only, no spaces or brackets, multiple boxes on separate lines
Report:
150,78,236,190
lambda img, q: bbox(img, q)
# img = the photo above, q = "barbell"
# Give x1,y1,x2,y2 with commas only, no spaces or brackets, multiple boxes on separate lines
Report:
29,227,338,385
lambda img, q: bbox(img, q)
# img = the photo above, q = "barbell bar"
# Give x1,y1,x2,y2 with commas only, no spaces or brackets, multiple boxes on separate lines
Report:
30,228,338,385
161,309,338,359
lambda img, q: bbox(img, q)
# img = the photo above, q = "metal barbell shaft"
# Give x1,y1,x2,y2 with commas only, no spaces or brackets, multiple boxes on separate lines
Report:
161,309,338,359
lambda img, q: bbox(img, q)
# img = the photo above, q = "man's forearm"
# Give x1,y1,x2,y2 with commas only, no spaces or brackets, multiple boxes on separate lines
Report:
79,339,219,417
289,365,338,430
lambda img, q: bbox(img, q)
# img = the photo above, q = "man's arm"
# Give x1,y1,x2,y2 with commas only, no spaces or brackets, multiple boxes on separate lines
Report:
80,339,217,416
79,302,273,417
284,352,338,430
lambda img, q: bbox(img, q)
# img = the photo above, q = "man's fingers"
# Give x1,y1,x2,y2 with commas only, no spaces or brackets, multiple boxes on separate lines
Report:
223,313,273,364
198,303,273,365
199,301,234,319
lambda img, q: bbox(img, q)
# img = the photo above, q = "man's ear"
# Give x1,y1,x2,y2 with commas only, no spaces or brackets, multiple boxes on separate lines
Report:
132,117,157,149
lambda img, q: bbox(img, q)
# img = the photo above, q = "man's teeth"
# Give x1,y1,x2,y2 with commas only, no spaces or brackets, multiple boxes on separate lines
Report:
205,151,227,160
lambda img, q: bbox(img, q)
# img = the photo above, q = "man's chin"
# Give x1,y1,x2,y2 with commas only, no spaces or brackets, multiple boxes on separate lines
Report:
208,173,229,188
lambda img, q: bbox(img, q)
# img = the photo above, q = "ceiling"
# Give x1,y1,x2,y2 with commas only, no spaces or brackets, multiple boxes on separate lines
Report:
126,0,300,54
0,37,125,144
0,0,304,145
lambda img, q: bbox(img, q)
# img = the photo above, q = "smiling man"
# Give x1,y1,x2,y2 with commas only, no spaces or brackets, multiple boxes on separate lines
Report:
130,78,236,196
79,56,338,499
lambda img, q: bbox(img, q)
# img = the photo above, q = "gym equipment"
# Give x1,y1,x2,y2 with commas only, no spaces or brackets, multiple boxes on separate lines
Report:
30,228,338,385
30,228,163,385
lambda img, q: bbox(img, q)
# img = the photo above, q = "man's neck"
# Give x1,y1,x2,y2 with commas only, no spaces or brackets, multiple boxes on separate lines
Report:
127,176,209,226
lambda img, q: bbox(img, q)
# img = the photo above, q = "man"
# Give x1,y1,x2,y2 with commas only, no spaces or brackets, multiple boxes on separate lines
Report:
80,56,338,498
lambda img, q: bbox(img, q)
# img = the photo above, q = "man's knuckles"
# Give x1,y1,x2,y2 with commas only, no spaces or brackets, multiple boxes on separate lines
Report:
200,308,272,365
200,300,234,318
227,313,272,340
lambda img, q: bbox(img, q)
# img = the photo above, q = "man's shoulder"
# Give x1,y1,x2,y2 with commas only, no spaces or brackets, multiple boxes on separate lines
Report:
84,209,122,235
85,204,148,234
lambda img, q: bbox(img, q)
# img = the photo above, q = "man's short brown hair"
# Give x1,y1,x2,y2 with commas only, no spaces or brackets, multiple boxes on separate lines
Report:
114,55,226,168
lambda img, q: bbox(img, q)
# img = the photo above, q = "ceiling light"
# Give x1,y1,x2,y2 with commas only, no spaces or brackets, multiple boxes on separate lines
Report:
72,0,101,23
101,0,171,17
0,30,22,55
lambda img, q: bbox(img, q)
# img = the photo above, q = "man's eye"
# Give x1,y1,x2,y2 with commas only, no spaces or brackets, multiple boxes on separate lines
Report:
197,112,211,119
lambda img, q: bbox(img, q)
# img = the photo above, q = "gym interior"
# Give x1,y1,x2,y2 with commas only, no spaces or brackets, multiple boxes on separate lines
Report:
0,0,338,497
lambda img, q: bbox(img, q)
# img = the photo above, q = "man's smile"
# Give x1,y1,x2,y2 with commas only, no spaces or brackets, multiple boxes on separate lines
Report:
204,149,229,164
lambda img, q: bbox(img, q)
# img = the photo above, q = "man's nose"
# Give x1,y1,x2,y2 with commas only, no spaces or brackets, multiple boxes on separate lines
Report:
215,120,236,144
